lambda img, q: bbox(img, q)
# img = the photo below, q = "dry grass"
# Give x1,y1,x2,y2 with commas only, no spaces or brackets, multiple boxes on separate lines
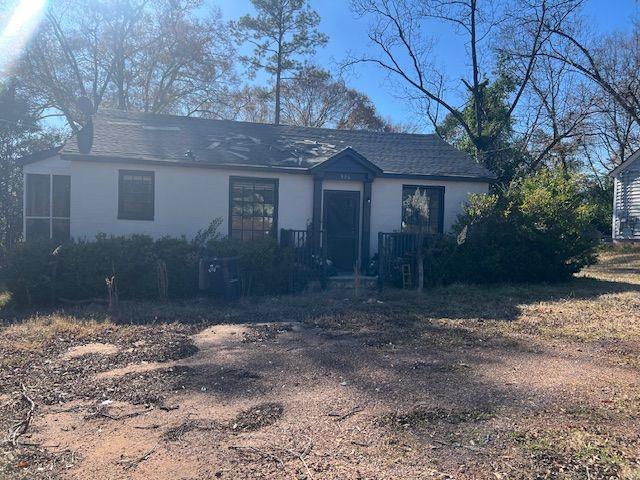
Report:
531,248,640,341
0,290,9,309
1,248,639,479
3,315,113,353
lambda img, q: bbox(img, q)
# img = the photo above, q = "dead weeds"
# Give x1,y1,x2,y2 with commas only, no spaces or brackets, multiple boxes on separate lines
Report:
379,405,495,430
512,429,640,479
229,402,284,433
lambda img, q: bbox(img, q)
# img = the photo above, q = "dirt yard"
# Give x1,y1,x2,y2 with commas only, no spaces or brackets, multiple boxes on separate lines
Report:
1,248,639,479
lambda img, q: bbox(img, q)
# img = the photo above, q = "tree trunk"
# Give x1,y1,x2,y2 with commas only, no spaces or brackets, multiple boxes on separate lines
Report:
275,57,282,125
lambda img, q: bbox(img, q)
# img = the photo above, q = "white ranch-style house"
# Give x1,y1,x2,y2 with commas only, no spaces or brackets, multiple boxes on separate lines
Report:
22,109,495,272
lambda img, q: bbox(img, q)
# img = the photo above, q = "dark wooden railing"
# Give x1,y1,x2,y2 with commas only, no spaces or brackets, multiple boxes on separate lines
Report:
377,232,440,289
280,229,327,288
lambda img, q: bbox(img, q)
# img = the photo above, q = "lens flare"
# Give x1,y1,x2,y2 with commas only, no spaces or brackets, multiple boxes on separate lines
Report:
0,0,47,75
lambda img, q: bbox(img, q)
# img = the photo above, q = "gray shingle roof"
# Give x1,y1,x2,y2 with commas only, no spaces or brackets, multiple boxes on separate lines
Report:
61,109,495,180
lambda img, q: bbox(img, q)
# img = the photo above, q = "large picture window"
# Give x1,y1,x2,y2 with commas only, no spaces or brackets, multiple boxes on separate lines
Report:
229,177,278,241
25,174,71,241
401,185,444,234
118,170,154,220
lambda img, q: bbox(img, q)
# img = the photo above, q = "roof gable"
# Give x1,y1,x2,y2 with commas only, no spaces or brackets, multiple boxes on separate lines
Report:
310,147,383,178
610,149,640,177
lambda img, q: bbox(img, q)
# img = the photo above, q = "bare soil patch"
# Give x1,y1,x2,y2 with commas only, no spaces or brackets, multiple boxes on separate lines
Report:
63,342,120,358
1,248,639,479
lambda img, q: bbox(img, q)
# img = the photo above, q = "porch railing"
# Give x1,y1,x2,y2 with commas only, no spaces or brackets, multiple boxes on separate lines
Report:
280,228,327,288
377,232,441,289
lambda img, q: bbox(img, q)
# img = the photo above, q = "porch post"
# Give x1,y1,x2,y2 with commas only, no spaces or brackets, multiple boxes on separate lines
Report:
312,174,323,252
361,177,373,270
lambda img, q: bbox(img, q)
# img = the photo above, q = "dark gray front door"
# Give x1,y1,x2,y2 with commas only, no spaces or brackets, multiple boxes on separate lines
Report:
323,190,360,272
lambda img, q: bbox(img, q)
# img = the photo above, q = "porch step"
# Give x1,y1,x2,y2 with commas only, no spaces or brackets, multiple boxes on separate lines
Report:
326,275,378,290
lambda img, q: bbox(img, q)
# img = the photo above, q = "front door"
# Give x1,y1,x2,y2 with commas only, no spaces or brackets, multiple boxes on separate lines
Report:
323,190,360,272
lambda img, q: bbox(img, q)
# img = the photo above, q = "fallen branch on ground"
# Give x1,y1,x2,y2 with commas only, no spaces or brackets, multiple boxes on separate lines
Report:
229,445,285,468
280,436,314,480
230,436,315,478
327,404,364,421
116,443,158,469
3,385,36,447
133,423,163,430
85,406,154,421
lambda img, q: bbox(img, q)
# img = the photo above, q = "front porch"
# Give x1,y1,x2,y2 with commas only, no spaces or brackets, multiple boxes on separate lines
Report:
280,228,431,290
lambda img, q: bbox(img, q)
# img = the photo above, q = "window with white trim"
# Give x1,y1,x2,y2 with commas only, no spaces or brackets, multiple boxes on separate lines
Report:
25,174,71,241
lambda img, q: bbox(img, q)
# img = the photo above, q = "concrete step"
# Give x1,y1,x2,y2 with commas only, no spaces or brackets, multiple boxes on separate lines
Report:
326,275,378,290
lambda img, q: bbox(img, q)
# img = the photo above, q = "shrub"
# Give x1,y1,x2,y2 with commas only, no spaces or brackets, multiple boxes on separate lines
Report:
56,234,158,301
3,218,304,306
153,236,199,298
3,239,60,305
423,169,601,285
204,237,300,296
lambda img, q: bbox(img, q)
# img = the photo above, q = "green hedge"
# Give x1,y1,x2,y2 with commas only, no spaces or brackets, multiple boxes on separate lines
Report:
2,224,304,306
416,170,601,286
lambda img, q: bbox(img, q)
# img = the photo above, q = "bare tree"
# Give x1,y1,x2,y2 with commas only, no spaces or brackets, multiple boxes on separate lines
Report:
543,16,640,126
233,0,328,125
279,66,394,130
349,0,581,167
200,85,275,123
16,0,235,130
518,51,596,174
582,92,640,178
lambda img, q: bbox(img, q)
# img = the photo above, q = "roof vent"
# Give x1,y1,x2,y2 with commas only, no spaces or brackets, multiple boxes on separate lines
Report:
185,150,196,161
142,125,180,131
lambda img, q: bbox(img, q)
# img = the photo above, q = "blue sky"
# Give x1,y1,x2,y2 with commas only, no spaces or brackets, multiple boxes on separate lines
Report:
218,0,640,130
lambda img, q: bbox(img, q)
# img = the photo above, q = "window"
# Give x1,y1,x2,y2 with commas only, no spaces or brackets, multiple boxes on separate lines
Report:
401,185,444,234
118,170,154,220
229,177,278,241
25,174,71,241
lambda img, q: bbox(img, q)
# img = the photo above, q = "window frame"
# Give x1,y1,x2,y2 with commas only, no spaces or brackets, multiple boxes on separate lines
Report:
401,184,445,235
118,170,155,221
228,176,279,241
24,173,71,241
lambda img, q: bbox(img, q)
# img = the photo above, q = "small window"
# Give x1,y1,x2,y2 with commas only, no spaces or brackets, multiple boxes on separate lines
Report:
52,175,71,217
401,185,444,234
118,170,154,220
26,174,50,217
25,174,71,241
229,177,278,241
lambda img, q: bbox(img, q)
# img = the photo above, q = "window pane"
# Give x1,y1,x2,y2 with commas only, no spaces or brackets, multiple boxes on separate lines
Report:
26,218,50,240
119,170,154,220
229,178,277,241
52,219,70,242
52,175,71,218
26,174,50,217
402,186,443,234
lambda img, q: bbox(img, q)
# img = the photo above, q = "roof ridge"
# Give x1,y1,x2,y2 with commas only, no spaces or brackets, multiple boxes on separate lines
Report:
94,107,439,140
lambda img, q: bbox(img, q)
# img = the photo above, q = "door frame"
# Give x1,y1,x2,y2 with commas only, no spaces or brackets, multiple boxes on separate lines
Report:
322,189,361,271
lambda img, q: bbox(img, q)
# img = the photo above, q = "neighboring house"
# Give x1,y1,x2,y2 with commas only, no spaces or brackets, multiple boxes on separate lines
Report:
22,109,495,271
611,150,640,242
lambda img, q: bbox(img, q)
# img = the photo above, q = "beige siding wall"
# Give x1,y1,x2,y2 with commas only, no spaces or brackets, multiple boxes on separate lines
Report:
24,157,491,255
70,161,314,240
369,177,489,252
